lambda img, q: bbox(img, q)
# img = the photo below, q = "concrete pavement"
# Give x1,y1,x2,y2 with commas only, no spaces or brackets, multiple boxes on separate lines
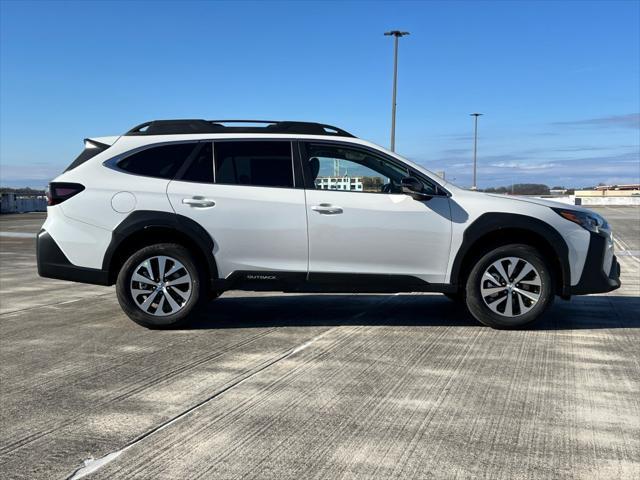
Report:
1,207,638,479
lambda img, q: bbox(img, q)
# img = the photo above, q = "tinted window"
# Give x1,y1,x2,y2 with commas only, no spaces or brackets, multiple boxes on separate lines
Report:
65,142,110,172
304,143,408,193
181,143,213,183
118,143,197,179
214,141,293,188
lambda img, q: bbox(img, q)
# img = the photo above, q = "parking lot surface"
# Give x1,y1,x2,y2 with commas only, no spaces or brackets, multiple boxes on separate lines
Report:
1,207,639,479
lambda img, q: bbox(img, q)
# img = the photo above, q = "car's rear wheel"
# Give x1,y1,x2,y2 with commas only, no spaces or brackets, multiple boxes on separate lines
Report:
116,243,204,328
465,244,554,329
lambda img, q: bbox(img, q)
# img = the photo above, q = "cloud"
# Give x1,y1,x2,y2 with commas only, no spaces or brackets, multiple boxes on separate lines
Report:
425,148,640,188
450,162,473,168
552,113,640,130
0,163,61,186
553,146,611,152
489,162,559,170
438,133,475,141
442,148,471,155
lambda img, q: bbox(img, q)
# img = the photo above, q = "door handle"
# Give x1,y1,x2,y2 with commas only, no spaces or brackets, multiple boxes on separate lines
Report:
182,196,216,208
311,203,343,215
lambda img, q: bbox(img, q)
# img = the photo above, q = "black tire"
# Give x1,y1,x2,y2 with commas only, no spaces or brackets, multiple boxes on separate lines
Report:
465,244,554,329
116,243,205,329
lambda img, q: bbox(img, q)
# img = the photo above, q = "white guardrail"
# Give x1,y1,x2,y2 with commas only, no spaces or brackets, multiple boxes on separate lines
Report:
535,195,640,206
0,193,47,214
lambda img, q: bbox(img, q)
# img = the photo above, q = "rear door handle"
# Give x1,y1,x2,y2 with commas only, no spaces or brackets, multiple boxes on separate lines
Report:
182,196,216,208
311,203,343,215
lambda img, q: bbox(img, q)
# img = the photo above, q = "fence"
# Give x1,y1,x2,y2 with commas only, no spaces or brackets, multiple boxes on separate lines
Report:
0,192,47,214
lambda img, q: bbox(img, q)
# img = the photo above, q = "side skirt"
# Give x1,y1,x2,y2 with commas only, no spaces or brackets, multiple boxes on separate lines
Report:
214,271,456,294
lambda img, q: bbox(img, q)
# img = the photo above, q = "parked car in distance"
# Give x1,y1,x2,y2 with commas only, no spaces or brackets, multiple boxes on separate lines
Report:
37,119,620,329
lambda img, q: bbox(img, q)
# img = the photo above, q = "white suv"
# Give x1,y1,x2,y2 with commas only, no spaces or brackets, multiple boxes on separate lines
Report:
37,119,620,329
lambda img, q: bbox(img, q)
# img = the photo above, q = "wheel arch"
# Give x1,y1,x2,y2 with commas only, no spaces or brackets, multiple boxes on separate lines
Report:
103,211,218,288
450,213,570,295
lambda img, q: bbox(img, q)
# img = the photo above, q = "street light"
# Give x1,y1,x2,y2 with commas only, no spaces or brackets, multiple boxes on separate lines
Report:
470,113,483,190
384,30,410,152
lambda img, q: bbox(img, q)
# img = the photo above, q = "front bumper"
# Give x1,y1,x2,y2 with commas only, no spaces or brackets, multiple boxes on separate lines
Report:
37,229,110,286
567,230,621,295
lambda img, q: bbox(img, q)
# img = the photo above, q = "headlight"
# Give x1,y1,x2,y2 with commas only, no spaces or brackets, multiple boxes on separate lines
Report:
554,208,609,233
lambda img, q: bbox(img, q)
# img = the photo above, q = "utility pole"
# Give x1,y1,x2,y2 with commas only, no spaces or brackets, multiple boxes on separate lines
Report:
470,113,483,190
384,30,409,152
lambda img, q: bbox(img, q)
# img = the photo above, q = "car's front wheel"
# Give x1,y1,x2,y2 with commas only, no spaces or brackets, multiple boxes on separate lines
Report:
465,244,554,329
116,243,204,328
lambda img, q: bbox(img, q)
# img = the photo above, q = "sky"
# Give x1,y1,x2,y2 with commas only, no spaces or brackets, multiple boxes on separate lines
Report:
1,0,639,189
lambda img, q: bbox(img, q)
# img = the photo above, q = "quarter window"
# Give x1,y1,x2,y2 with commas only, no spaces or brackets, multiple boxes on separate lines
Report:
214,141,294,188
65,141,110,172
117,143,198,179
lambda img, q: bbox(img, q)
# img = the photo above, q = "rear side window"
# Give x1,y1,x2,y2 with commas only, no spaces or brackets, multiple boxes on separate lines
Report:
214,141,293,188
180,142,213,183
118,143,198,179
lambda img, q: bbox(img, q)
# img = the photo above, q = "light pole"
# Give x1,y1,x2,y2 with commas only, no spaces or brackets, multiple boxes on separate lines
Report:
470,113,483,190
384,30,409,152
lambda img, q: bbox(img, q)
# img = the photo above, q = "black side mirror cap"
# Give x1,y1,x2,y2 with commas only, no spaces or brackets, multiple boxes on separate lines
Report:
401,177,432,201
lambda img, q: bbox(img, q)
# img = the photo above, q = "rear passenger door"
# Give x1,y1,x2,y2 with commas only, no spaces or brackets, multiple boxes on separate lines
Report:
167,140,309,279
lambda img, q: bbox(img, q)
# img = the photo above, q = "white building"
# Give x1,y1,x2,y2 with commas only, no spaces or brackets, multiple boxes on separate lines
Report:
315,176,363,191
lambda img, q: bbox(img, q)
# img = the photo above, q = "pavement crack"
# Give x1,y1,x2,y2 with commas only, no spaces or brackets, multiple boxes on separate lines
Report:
67,452,123,480
63,328,335,480
0,292,114,316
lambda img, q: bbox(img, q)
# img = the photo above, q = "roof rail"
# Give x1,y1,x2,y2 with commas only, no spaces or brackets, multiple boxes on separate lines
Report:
125,119,355,137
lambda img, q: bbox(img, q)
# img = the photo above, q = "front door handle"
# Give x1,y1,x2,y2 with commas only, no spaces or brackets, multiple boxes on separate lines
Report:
182,196,216,208
311,203,343,215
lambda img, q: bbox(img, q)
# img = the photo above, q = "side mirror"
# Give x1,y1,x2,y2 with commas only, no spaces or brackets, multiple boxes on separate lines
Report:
401,177,432,201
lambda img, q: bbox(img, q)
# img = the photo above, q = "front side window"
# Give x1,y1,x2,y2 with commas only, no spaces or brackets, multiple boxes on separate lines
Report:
303,143,409,193
117,143,198,179
214,141,294,188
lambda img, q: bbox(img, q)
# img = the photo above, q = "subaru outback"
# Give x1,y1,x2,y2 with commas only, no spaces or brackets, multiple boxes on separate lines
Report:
37,119,621,329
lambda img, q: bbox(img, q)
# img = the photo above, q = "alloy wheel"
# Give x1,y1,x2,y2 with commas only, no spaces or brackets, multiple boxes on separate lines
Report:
480,256,542,317
129,255,192,316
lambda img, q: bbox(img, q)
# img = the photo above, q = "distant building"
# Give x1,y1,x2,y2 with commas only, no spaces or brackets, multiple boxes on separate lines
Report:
315,176,363,191
0,189,47,214
594,184,640,191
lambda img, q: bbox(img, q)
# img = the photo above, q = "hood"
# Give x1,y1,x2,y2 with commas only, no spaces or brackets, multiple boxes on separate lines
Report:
484,193,589,212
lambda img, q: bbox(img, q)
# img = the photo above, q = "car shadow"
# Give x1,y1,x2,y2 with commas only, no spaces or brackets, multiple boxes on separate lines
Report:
186,294,640,331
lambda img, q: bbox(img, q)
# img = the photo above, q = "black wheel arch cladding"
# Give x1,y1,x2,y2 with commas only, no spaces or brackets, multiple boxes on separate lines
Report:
450,212,571,294
103,210,218,287
104,211,572,296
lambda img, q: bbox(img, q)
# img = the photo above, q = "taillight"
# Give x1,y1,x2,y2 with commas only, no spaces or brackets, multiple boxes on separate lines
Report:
47,183,85,206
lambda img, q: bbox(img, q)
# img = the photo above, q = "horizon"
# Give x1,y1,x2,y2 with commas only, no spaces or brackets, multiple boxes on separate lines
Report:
1,0,639,189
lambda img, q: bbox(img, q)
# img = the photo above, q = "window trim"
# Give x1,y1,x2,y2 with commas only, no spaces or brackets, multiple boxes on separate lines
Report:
298,140,450,197
211,138,299,190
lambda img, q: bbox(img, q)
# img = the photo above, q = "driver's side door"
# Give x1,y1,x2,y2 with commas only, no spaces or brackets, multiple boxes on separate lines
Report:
301,141,452,284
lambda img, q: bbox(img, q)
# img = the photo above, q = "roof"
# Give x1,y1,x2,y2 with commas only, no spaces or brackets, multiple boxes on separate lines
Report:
125,120,355,138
